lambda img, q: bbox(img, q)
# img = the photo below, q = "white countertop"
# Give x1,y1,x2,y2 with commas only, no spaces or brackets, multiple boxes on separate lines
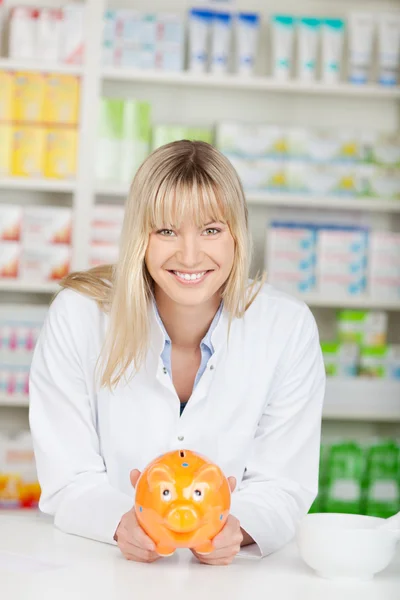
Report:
1,510,399,600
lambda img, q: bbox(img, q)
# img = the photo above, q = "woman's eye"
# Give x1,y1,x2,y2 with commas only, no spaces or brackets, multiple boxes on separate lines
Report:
158,229,175,237
203,228,220,236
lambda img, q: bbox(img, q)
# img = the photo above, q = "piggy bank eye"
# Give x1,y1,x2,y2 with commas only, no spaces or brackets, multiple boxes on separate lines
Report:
193,489,203,502
161,488,172,501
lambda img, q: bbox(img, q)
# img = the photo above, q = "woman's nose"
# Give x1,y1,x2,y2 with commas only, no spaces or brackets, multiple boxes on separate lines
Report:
176,235,203,267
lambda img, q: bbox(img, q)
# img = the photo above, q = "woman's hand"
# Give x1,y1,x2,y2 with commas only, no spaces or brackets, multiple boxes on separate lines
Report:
114,469,161,563
191,514,243,566
191,476,243,566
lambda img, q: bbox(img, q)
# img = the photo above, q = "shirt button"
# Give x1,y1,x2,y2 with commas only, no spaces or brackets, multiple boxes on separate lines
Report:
163,367,167,374
177,435,184,441
209,365,214,370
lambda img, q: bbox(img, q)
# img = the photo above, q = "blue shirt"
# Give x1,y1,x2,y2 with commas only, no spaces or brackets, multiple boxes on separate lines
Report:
153,301,223,414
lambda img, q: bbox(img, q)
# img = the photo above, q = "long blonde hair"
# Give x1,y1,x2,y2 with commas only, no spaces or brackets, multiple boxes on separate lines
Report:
60,141,265,388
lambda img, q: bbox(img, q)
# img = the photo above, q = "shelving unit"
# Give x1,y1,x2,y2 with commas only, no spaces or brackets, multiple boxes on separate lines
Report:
2,379,399,422
0,58,83,76
1,0,400,442
101,67,400,99
0,177,76,193
96,184,400,213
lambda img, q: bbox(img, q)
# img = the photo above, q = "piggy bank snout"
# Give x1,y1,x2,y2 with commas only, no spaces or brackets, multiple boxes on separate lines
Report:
165,505,200,533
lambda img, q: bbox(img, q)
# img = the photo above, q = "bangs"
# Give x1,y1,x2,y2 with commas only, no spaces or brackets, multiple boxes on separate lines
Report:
147,171,232,231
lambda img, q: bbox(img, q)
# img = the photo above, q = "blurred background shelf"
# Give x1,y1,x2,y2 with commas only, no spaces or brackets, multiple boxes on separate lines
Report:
101,68,400,99
2,379,399,422
0,177,76,193
0,58,82,76
0,281,59,294
0,394,29,408
300,294,400,311
323,380,400,422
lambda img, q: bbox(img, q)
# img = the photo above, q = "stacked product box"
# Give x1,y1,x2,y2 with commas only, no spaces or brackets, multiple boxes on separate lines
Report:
0,204,72,281
0,304,47,399
216,121,400,199
321,309,400,379
310,439,400,519
368,231,400,302
90,205,124,268
0,431,41,509
0,70,80,179
265,222,317,294
102,9,185,72
96,98,151,184
6,4,84,64
316,226,369,297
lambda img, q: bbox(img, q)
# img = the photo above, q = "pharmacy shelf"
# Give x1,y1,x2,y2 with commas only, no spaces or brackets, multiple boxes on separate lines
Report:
248,193,400,213
323,379,400,422
301,294,400,311
2,380,399,421
0,394,29,408
0,58,82,76
0,280,59,294
95,185,400,213
102,68,400,100
0,177,76,193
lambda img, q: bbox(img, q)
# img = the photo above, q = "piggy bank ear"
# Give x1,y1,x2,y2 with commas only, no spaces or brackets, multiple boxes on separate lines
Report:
147,464,175,492
193,464,223,491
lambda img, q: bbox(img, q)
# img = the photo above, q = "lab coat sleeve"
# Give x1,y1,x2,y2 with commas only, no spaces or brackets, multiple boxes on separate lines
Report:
230,307,326,559
28,290,134,545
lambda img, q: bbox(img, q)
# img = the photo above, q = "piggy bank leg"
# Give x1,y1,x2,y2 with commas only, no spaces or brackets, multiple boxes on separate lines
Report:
193,540,214,555
155,544,176,557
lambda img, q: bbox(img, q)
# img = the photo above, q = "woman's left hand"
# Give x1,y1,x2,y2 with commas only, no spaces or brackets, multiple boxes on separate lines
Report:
190,515,243,566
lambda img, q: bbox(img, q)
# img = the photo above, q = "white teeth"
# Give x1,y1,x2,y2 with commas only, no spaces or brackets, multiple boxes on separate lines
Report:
174,271,206,281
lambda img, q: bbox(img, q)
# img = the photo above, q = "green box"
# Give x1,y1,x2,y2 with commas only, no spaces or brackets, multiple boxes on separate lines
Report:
325,441,365,514
364,440,400,518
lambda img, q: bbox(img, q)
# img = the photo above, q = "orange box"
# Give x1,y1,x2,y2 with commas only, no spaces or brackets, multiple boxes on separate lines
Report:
0,71,14,121
44,128,78,179
13,72,46,123
11,126,46,177
44,74,80,125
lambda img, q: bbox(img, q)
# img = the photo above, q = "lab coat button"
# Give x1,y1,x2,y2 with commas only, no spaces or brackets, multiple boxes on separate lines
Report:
163,367,167,374
209,365,214,370
177,435,184,441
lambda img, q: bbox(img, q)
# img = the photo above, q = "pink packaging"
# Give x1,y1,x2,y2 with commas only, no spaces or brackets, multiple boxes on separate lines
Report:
36,8,62,62
8,6,38,60
0,205,22,241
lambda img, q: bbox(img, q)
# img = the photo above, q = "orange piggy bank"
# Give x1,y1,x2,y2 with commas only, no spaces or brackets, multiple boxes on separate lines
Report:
134,449,231,556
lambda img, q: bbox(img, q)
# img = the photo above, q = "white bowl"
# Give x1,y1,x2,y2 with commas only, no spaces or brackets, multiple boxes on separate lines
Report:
297,513,400,581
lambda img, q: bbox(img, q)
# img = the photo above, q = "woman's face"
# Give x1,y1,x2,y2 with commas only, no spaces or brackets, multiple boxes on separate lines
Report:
145,215,235,307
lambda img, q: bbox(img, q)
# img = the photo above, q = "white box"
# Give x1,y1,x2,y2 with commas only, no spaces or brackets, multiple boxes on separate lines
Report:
267,271,316,294
317,229,368,254
0,205,22,241
93,205,125,226
317,274,366,296
60,4,84,64
8,7,37,60
369,277,400,300
20,245,71,281
89,243,119,267
36,8,62,62
21,207,72,246
0,242,20,278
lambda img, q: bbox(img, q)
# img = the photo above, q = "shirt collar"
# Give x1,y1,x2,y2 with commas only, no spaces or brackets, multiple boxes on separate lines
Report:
152,299,223,354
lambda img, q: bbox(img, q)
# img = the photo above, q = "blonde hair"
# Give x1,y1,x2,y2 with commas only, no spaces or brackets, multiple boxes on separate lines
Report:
60,141,265,388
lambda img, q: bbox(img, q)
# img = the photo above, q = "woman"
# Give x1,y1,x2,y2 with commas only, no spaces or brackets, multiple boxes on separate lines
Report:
29,141,325,566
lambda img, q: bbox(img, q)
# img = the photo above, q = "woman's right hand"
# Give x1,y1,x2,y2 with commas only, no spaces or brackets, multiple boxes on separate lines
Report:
114,469,161,563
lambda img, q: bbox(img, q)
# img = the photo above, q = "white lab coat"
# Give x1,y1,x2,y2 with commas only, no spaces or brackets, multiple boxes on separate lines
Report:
28,283,325,558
